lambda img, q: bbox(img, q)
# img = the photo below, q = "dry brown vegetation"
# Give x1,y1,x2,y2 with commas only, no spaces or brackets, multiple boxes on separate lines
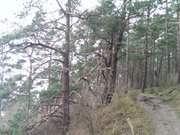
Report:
68,92,154,135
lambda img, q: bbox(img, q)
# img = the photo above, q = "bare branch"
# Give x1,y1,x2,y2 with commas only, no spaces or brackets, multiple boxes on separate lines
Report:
24,42,65,55
52,26,66,32
56,0,66,15
25,104,63,132
52,58,64,63
33,60,50,74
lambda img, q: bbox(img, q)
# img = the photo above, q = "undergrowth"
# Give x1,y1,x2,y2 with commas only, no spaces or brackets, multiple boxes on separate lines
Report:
68,92,154,135
95,92,153,135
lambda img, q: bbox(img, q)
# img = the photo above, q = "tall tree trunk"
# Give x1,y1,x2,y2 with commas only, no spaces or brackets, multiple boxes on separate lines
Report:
101,35,114,104
26,49,33,120
125,16,130,94
142,48,148,93
48,51,52,87
27,58,32,116
102,0,127,104
155,52,163,86
177,9,180,83
108,41,119,93
142,7,150,93
0,99,2,127
102,30,125,104
62,0,71,134
130,61,135,88
167,49,171,74
0,44,5,86
166,0,171,76
175,47,178,73
150,40,155,87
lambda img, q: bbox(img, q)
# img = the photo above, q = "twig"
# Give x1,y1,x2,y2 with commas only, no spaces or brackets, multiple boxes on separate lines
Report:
127,118,134,135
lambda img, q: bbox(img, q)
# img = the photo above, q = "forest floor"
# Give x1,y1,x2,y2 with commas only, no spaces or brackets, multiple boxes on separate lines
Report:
138,93,180,135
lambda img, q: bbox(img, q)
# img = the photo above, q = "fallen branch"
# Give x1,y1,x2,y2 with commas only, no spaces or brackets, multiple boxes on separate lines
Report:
25,104,63,132
126,118,134,135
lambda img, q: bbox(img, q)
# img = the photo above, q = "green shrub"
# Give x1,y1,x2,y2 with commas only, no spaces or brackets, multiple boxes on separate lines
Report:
8,111,26,135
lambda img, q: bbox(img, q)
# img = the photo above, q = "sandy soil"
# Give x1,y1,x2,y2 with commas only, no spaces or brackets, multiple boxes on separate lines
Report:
138,94,180,135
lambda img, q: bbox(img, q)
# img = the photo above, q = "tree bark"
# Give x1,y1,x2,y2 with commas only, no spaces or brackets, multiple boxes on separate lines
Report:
142,7,150,93
166,0,171,75
48,51,52,87
150,40,155,87
130,61,135,88
125,16,130,94
0,99,2,123
27,58,32,115
62,0,71,134
177,9,180,83
155,52,163,86
26,49,33,120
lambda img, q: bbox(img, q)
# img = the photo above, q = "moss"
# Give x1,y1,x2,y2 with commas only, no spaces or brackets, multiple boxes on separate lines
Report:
95,92,154,135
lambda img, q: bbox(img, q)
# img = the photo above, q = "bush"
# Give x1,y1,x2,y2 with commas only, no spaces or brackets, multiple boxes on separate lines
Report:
8,111,27,135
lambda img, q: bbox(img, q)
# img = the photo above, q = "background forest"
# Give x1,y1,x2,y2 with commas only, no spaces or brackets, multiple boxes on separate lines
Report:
0,0,180,135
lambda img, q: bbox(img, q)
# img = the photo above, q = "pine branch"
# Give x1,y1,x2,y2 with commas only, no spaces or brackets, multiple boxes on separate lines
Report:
24,42,65,55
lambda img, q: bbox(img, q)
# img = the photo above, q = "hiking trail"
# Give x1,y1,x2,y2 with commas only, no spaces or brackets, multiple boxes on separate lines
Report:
138,94,180,135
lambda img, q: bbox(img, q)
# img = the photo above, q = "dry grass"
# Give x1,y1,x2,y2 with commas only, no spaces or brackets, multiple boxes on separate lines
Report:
95,93,153,135
69,92,154,135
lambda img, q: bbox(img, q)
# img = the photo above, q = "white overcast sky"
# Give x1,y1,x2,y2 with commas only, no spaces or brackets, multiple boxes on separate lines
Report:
0,0,98,35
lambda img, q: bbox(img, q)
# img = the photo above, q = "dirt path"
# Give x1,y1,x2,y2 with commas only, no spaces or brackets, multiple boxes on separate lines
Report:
138,94,180,135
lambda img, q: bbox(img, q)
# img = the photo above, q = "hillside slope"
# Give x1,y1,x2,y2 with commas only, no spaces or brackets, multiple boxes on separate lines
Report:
68,92,153,135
